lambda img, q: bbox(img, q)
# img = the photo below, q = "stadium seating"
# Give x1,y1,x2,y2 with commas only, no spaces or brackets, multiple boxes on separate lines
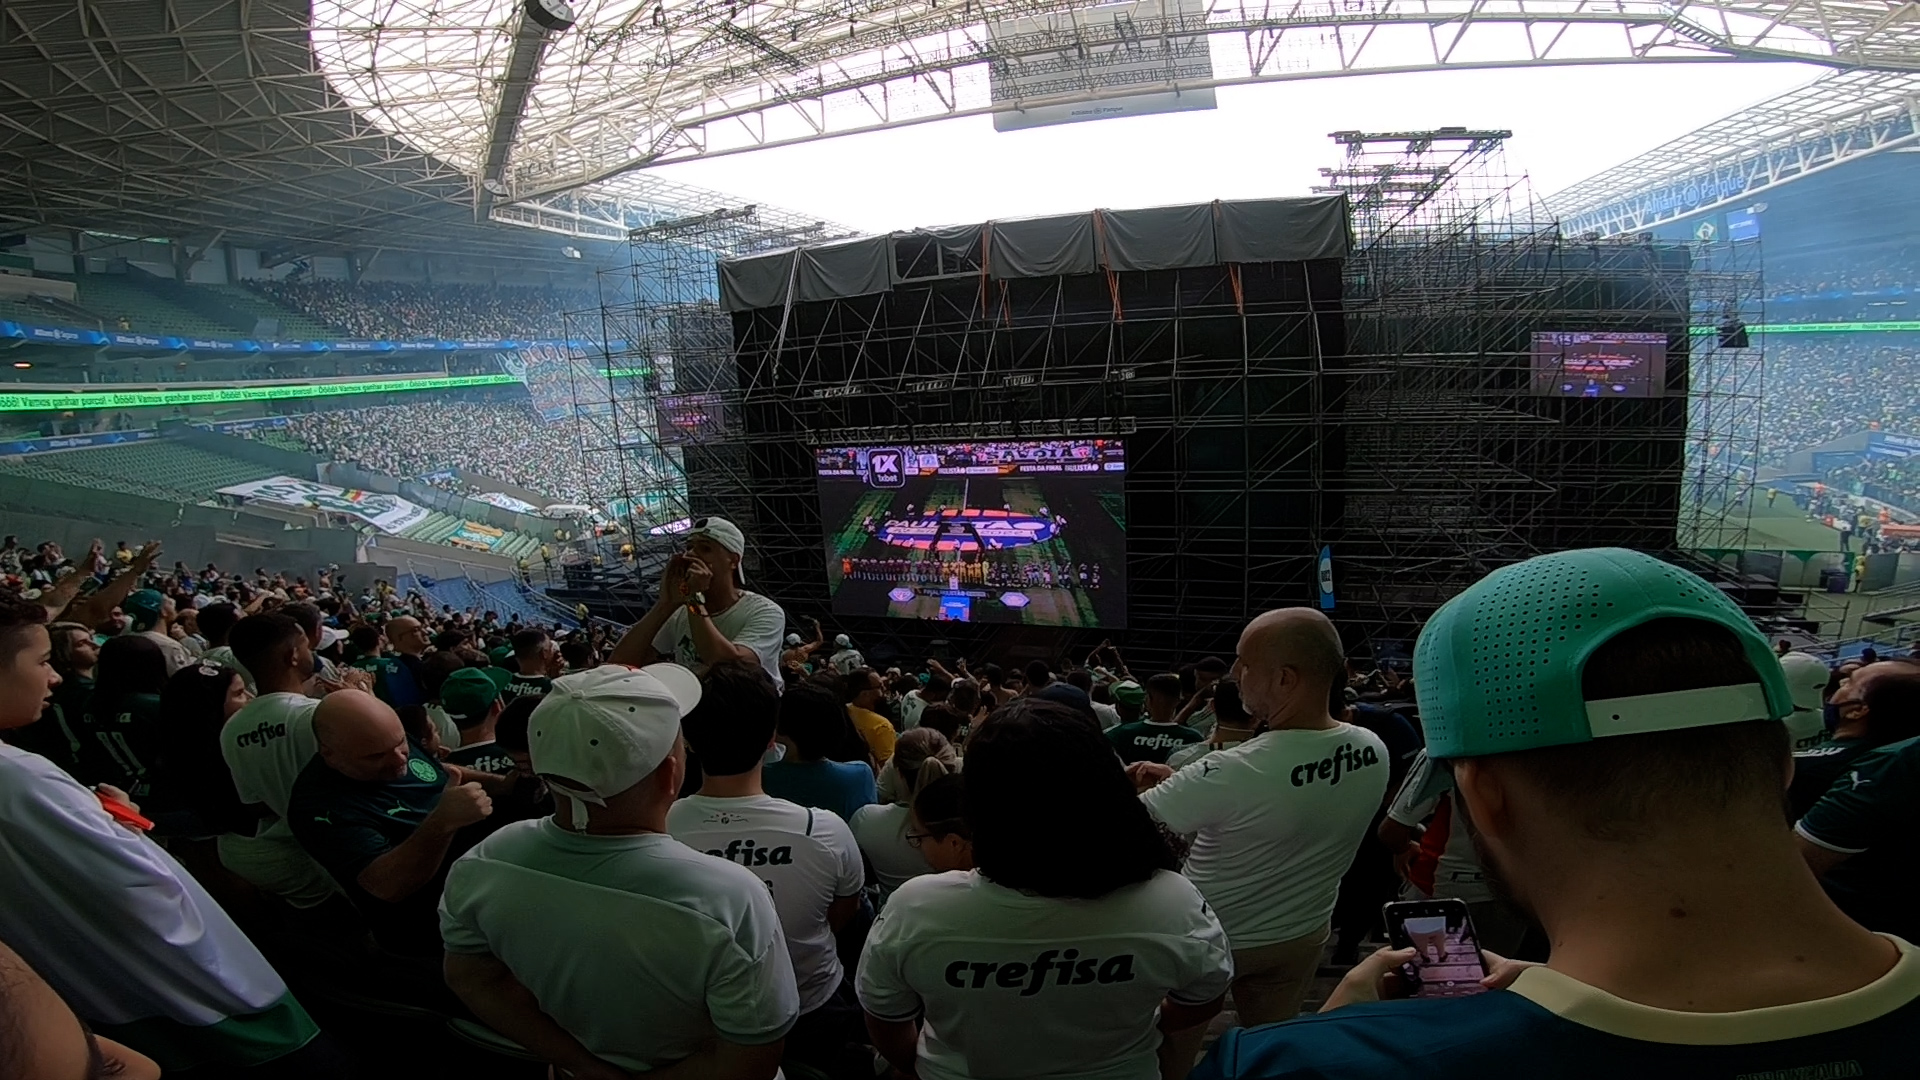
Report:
0,441,275,504
392,572,577,628
193,283,341,339
70,275,240,339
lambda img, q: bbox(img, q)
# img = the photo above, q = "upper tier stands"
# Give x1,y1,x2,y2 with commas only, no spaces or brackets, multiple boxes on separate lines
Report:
1761,338,1920,463
193,283,340,339
71,275,238,339
246,280,596,340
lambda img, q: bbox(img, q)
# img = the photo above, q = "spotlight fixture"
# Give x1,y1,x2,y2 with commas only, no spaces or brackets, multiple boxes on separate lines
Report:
481,178,510,196
525,0,576,31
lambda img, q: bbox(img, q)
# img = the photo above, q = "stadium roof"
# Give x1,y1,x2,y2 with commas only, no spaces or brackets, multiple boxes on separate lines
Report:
3,0,1920,259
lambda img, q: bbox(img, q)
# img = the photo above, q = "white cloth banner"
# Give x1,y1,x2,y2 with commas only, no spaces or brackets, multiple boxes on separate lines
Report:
472,491,539,514
217,476,429,534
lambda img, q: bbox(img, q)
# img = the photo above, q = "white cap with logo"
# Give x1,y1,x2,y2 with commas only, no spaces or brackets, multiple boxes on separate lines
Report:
687,516,747,585
834,634,852,648
528,663,703,830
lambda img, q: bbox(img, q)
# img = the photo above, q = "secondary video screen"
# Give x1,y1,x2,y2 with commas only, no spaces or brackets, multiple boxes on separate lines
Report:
1530,331,1668,398
816,440,1127,627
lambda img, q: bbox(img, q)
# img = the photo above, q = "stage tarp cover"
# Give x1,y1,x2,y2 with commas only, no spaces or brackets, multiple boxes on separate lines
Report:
717,195,1349,311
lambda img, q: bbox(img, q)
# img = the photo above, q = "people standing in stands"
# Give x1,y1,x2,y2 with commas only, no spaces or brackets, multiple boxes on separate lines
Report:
151,662,254,838
764,680,879,819
843,667,899,765
218,612,340,909
288,689,496,957
1377,749,1530,958
1197,549,1916,1080
853,728,959,906
1788,659,1920,819
0,596,347,1077
858,699,1233,1080
506,627,560,701
669,660,868,1076
1134,609,1389,1028
1107,673,1204,765
196,602,248,689
829,634,865,676
440,666,516,775
783,618,826,673
611,517,788,686
901,669,950,730
122,588,193,674
2,621,95,777
79,634,169,800
378,615,432,707
440,664,798,1079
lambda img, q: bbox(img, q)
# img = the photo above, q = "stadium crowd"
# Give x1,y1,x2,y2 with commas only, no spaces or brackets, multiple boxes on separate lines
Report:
1758,338,1920,463
270,400,627,507
249,280,598,341
1,514,1916,1080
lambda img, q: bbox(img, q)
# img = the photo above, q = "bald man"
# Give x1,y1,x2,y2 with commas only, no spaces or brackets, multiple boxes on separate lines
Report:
287,690,493,956
355,616,430,708
1135,608,1389,1027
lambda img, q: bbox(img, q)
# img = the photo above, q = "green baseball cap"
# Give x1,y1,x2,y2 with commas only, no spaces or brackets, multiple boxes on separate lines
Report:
1110,679,1145,706
442,666,511,726
488,644,514,665
1414,547,1792,759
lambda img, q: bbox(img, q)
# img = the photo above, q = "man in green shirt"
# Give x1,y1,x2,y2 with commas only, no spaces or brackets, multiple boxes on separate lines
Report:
506,627,560,703
1107,673,1204,764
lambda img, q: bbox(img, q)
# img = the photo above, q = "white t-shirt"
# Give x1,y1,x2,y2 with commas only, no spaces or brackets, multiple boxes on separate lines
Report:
829,647,866,675
857,869,1234,1080
1386,750,1492,904
220,692,320,820
851,801,932,904
901,691,928,730
1141,723,1389,948
653,591,788,687
668,794,865,1014
441,820,799,1071
1092,701,1123,731
0,745,292,1027
139,629,195,675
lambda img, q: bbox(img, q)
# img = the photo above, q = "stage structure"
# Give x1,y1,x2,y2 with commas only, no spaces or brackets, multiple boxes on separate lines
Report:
561,207,842,540
1318,129,1701,652
706,199,1351,662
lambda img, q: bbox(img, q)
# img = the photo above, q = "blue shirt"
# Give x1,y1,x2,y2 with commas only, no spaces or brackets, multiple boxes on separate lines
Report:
1195,947,1920,1080
762,759,876,824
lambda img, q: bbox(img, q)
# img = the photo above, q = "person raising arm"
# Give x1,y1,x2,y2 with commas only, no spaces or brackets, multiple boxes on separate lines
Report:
609,518,787,687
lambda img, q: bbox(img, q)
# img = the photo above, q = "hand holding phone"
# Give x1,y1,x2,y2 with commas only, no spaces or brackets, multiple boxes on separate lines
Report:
1382,899,1489,998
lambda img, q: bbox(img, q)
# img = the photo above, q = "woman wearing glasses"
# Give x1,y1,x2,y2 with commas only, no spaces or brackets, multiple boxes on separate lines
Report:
858,698,1232,1080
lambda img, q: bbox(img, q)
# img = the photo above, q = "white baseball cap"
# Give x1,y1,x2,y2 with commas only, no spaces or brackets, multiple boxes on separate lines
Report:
785,633,802,647
528,663,703,830
834,634,852,648
1778,651,1832,714
687,516,747,584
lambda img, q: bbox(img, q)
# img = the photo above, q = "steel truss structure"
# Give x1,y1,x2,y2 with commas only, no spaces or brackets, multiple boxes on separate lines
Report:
1678,232,1765,553
1324,130,1698,648
1550,69,1920,237
9,0,1920,260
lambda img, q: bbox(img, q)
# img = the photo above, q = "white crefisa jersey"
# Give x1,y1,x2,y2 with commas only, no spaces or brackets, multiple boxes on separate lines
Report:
857,869,1233,1080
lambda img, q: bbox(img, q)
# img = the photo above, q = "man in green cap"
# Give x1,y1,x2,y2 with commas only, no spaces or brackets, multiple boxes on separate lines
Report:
1194,547,1916,1080
441,666,516,775
125,588,192,674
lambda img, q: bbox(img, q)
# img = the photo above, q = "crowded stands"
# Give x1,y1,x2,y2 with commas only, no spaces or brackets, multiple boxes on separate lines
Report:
1759,338,1920,466
248,280,597,341
2,512,1916,1080
269,400,629,506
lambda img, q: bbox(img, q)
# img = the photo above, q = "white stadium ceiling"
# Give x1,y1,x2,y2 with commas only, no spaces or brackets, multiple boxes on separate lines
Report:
2,0,1919,254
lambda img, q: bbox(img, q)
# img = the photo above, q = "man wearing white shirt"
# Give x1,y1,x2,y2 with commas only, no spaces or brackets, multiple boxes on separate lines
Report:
217,611,338,908
670,659,867,1074
610,516,788,688
442,663,798,1080
1134,608,1388,1026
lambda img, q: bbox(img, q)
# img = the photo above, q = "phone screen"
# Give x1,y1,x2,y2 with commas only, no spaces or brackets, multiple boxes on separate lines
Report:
1383,900,1489,998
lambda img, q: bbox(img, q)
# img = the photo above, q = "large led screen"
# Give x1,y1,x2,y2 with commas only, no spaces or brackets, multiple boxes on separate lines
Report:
816,440,1126,626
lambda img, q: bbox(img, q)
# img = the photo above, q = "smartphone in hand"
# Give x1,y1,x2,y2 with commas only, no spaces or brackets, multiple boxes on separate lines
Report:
1382,898,1489,998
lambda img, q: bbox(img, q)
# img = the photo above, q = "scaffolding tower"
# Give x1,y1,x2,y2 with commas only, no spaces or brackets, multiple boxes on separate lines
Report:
1678,227,1766,553
561,206,844,558
1320,129,1697,650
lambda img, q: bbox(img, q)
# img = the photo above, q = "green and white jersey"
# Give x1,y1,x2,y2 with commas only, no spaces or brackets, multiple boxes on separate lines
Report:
0,744,319,1072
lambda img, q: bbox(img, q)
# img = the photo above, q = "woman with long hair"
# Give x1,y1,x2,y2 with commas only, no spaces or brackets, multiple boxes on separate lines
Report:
4,622,97,776
852,728,958,904
858,699,1232,1080
153,663,253,833
79,634,169,798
